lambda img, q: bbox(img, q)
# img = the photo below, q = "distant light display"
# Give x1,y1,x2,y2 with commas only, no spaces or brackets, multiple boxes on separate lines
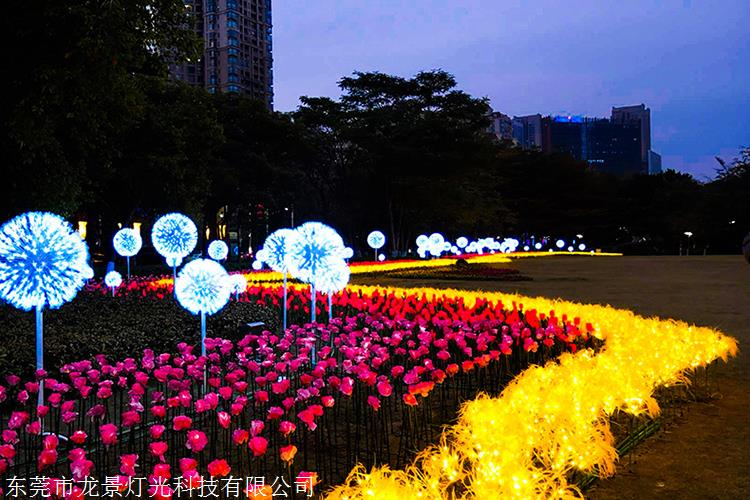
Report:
378,253,386,262
0,212,93,311
456,237,469,249
367,231,386,250
104,270,122,289
415,235,429,247
535,243,543,250
251,260,263,271
207,240,229,261
175,259,230,316
578,243,587,251
556,239,565,249
342,247,354,259
112,228,142,258
151,213,197,260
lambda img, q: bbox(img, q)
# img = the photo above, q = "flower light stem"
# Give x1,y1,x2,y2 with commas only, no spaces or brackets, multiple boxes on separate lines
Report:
283,271,288,331
35,305,45,418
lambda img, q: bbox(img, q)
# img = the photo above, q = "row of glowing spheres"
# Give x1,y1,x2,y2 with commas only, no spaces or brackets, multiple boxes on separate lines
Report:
253,222,351,295
415,233,521,258
414,233,587,258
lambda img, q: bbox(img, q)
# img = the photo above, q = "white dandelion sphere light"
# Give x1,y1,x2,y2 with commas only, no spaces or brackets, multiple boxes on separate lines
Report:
166,255,183,268
104,270,122,289
112,228,142,257
207,240,229,261
287,222,345,284
313,259,350,295
152,213,198,260
0,212,93,311
456,237,469,249
175,259,231,316
367,230,386,250
262,228,299,272
227,273,248,296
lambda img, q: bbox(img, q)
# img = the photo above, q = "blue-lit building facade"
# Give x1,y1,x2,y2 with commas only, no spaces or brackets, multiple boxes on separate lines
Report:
499,104,660,176
171,0,274,109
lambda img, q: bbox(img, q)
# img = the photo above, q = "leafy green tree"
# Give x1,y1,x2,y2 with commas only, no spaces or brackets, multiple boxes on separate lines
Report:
0,0,201,219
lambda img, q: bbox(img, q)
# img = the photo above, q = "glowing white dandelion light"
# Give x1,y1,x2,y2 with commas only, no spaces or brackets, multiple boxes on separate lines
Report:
113,228,142,257
207,240,229,261
227,273,247,300
287,222,346,324
175,259,231,357
105,270,122,296
152,213,198,260
0,211,93,395
456,237,469,249
113,227,142,278
555,239,565,249
0,212,92,311
261,229,298,272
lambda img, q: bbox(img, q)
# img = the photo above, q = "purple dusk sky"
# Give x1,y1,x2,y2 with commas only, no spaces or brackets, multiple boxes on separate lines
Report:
273,0,749,179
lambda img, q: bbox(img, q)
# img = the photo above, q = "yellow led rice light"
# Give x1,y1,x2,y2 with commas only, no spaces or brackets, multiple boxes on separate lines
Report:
325,285,737,500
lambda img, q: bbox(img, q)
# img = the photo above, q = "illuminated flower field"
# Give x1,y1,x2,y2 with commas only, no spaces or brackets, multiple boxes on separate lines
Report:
0,275,736,499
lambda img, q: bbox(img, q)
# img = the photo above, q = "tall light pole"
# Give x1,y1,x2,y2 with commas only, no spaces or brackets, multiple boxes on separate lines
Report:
684,231,693,256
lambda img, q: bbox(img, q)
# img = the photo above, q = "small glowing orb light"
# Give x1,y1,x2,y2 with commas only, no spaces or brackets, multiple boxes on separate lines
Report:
207,240,229,261
378,253,386,262
567,246,574,252
105,270,122,289
227,273,247,298
578,243,587,251
105,270,122,297
287,222,345,284
534,242,543,250
429,233,445,248
342,247,354,259
416,234,429,247
175,259,231,316
523,245,530,251
367,230,386,250
456,237,468,249
555,239,565,249
0,212,93,311
152,213,198,260
113,228,142,257
251,260,263,271
261,229,299,272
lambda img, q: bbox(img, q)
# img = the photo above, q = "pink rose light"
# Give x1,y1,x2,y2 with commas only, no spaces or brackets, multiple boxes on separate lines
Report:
185,430,208,453
100,423,118,446
248,436,268,457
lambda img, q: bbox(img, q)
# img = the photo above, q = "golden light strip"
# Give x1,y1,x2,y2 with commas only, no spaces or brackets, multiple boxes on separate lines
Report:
324,285,738,499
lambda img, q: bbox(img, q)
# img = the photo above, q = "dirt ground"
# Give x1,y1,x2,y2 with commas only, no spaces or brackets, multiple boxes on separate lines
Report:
354,255,750,499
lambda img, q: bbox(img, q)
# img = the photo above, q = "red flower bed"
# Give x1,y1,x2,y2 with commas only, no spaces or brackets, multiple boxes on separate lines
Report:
0,284,596,496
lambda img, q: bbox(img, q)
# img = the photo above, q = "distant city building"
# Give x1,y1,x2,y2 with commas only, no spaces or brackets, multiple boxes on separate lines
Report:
500,104,661,176
170,0,274,109
511,114,543,149
540,115,643,176
649,150,662,174
611,104,651,172
487,112,514,142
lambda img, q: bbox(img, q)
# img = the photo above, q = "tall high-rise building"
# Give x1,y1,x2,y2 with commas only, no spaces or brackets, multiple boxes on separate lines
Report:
540,115,643,176
171,0,274,109
611,104,650,171
511,114,543,149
